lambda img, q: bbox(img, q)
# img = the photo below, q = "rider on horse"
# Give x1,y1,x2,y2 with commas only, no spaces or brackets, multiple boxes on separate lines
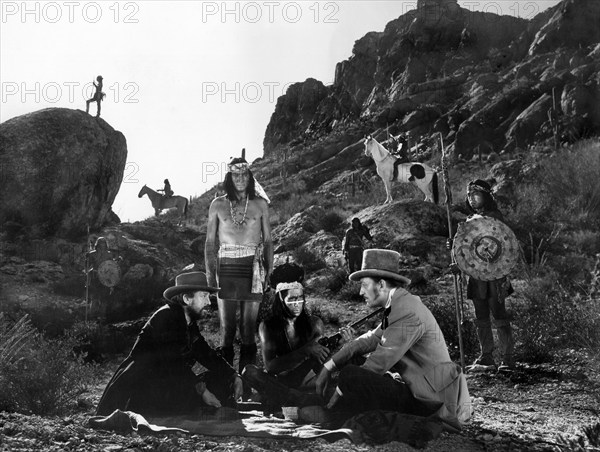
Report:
158,179,174,199
389,134,409,163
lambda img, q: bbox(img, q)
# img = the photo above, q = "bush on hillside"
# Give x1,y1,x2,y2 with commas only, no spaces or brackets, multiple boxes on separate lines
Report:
319,211,345,235
511,267,600,363
291,246,326,273
0,314,101,415
423,296,479,363
335,279,364,303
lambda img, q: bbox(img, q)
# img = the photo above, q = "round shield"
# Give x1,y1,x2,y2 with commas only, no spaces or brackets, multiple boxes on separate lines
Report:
453,215,519,281
96,259,121,288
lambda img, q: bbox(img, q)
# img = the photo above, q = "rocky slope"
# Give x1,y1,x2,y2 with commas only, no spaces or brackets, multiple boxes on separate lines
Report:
263,0,600,161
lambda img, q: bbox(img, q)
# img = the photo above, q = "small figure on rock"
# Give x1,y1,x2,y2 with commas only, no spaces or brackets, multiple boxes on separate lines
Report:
86,75,105,117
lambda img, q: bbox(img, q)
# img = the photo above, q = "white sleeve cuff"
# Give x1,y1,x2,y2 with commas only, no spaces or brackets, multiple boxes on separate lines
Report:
324,359,337,372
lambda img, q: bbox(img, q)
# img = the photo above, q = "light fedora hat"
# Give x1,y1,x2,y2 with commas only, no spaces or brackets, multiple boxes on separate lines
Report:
163,271,219,301
349,249,411,285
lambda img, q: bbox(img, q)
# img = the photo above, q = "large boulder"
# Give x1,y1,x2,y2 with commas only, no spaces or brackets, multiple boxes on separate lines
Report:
352,200,451,269
506,93,554,148
272,206,326,253
0,108,126,238
263,79,329,155
333,32,381,110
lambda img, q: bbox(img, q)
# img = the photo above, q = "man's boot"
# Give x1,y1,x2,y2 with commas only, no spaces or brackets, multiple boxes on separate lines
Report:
239,343,257,400
497,323,515,370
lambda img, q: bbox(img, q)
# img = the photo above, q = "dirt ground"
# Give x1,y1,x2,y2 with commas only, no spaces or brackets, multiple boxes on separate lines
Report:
1,293,600,452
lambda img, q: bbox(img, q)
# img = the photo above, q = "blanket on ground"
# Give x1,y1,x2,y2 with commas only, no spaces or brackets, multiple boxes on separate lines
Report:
89,403,447,447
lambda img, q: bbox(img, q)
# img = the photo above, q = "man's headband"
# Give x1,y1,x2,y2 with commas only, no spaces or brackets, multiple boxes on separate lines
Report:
275,282,303,293
228,162,249,173
468,182,492,195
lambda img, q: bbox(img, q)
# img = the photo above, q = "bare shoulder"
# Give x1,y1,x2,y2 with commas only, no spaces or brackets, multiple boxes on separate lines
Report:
308,315,325,331
251,196,269,208
209,196,228,210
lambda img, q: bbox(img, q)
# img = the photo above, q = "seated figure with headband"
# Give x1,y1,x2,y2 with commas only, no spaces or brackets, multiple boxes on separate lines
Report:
241,281,335,416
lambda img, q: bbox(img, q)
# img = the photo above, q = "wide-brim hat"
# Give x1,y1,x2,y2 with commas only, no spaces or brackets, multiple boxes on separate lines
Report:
163,271,219,301
349,249,411,285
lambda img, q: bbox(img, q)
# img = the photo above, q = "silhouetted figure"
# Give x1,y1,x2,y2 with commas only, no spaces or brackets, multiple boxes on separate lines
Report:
158,179,174,199
86,75,105,117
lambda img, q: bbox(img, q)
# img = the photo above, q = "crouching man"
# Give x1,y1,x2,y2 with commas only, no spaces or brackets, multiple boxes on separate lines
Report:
96,272,243,417
314,249,471,430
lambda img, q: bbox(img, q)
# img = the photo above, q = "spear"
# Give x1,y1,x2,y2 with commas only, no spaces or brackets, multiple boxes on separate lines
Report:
84,225,91,322
439,132,465,370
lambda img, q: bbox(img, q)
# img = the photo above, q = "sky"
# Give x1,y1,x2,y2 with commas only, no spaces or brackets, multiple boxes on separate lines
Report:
0,0,561,222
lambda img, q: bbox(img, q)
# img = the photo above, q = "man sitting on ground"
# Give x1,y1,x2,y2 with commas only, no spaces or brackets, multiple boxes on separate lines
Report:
313,249,471,430
242,281,336,415
96,271,243,416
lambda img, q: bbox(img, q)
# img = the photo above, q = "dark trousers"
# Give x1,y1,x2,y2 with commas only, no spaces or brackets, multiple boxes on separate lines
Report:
337,365,434,416
242,363,323,410
347,248,363,273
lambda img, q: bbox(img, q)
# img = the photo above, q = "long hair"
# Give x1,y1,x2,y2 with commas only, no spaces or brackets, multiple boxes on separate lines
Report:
223,169,257,201
264,289,312,343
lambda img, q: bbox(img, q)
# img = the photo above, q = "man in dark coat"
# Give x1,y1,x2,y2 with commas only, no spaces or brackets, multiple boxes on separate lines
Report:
342,218,373,272
96,272,243,416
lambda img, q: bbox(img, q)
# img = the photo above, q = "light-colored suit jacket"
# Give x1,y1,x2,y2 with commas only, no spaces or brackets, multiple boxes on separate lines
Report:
332,288,472,428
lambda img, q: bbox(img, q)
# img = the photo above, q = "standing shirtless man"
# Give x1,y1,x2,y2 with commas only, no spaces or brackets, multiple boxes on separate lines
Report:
205,155,273,397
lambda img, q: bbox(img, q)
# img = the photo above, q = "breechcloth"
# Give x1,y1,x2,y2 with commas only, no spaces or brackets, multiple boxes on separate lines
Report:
217,244,263,302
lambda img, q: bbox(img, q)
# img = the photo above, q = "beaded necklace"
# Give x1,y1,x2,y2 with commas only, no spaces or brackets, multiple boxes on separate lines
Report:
229,197,249,229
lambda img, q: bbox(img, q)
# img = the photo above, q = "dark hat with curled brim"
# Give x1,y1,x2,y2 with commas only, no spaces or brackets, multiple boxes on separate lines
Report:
349,249,411,285
163,271,219,301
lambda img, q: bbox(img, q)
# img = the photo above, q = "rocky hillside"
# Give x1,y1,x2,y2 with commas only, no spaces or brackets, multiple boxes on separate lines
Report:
262,0,599,162
1,0,600,336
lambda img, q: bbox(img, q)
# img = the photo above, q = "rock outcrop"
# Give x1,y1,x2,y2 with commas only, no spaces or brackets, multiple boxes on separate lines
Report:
263,79,328,154
0,108,126,238
262,0,599,160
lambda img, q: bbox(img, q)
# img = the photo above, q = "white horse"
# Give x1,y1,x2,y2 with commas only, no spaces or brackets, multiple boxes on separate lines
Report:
138,185,188,218
364,135,439,204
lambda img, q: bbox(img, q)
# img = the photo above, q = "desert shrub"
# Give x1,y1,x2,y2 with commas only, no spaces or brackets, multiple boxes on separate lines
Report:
306,300,341,327
557,421,600,451
322,267,350,292
562,230,600,256
291,246,326,273
319,210,345,235
69,320,111,362
0,313,101,415
334,279,364,302
423,296,479,362
512,269,600,362
538,141,600,229
508,141,600,238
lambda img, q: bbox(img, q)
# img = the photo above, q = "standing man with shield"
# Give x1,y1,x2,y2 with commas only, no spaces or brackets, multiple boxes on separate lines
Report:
448,179,518,371
205,150,273,398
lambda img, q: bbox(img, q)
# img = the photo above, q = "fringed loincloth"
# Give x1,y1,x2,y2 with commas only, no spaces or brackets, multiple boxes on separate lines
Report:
217,244,264,302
